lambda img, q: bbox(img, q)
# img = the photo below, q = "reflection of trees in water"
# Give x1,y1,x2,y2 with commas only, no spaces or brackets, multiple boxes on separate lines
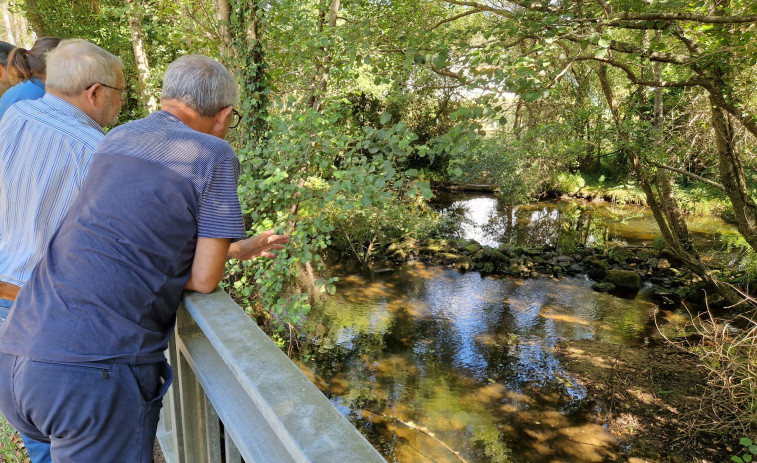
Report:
307,264,648,462
476,202,625,251
442,197,647,250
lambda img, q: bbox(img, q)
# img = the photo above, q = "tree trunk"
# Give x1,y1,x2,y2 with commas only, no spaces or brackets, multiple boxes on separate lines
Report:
227,0,268,144
704,0,757,252
2,1,13,43
213,0,234,58
125,0,157,113
709,97,757,251
310,0,341,111
597,64,746,308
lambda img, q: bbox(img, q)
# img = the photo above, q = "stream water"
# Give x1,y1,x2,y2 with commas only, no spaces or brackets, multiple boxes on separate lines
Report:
299,194,739,462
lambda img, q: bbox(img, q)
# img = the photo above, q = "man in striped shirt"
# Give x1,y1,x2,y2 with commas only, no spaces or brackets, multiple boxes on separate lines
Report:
0,55,288,462
0,38,124,463
0,39,124,319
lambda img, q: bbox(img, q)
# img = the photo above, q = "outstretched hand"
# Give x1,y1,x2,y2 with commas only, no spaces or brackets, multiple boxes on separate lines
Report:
228,229,290,261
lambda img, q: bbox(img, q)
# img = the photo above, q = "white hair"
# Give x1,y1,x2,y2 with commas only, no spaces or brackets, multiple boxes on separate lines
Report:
45,39,122,97
161,55,239,117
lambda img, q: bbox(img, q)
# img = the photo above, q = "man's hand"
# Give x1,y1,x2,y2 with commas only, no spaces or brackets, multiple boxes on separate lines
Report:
228,229,289,261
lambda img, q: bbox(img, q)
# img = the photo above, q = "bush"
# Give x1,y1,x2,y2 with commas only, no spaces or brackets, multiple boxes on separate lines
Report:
546,172,586,195
327,197,445,262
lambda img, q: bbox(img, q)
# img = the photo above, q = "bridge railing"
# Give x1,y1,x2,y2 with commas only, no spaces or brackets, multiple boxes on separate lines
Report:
156,289,386,463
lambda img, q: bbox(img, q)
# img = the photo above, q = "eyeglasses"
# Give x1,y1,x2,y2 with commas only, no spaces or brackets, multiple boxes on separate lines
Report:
230,109,241,129
86,82,127,101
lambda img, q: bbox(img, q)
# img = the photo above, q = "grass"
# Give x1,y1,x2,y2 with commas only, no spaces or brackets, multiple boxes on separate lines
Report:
0,414,28,463
548,172,734,218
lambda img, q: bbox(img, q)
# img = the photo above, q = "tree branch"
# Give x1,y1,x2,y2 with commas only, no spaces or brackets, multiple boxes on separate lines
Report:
429,64,467,82
610,12,757,24
441,0,513,18
649,161,725,191
608,38,691,64
707,91,757,139
430,8,481,30
575,56,710,87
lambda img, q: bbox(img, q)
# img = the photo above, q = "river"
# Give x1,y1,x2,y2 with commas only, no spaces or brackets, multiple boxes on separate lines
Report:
298,194,739,462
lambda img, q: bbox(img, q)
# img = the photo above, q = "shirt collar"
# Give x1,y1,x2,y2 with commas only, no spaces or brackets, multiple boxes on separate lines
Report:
40,93,106,135
29,77,44,90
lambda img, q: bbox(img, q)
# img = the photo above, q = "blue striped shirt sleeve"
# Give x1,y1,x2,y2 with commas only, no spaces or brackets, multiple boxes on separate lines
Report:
197,157,246,240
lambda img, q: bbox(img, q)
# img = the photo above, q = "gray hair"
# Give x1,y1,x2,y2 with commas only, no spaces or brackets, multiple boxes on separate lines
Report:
45,39,123,97
161,55,239,117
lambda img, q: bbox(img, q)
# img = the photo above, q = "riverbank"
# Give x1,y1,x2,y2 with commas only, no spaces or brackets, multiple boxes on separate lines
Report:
555,339,732,462
382,236,729,309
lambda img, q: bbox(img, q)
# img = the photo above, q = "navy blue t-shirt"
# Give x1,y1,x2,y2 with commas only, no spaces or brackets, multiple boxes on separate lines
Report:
0,111,247,364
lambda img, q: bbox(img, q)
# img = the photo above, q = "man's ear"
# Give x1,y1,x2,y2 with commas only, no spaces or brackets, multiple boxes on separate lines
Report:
84,83,102,107
210,105,233,136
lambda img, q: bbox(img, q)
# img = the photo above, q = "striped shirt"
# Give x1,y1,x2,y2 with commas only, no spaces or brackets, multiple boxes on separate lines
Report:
0,110,246,364
0,94,104,286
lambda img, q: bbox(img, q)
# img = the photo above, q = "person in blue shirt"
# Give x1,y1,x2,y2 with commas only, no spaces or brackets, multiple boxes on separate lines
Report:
0,55,288,463
0,37,60,119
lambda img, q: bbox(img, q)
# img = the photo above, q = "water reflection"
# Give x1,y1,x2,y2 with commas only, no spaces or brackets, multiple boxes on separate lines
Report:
303,194,734,462
434,193,738,258
303,262,664,462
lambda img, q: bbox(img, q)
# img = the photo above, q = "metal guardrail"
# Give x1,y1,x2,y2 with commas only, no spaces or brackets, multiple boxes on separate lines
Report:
156,289,386,463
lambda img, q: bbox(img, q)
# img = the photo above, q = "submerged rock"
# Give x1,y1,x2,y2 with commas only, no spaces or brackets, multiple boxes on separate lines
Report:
591,282,616,292
455,256,474,271
604,269,642,290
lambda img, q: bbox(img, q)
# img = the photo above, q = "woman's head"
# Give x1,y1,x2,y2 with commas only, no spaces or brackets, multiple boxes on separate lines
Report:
7,37,61,84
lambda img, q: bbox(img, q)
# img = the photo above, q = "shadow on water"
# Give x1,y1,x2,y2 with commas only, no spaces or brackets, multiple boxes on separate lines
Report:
299,194,737,462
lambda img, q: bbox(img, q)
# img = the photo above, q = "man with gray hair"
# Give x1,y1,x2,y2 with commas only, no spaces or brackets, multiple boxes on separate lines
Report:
0,55,288,462
0,38,124,462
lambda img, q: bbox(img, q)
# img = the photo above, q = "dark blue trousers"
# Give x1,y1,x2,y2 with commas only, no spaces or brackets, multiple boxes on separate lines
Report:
0,354,172,463
0,299,51,463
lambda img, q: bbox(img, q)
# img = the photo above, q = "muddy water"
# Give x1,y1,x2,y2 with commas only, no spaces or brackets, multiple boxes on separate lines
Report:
299,195,738,462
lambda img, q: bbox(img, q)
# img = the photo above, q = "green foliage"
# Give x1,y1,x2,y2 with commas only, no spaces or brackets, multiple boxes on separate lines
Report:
720,234,757,288
0,414,25,463
227,97,431,328
546,172,586,196
732,437,757,463
327,196,443,261
653,236,666,251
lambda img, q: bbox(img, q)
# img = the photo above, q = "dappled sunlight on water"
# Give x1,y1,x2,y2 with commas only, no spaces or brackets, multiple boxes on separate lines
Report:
302,194,732,462
303,261,666,462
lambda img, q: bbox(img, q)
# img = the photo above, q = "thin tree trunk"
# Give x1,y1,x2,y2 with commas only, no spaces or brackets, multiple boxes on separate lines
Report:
213,0,234,58
597,64,745,308
2,1,13,43
513,99,523,139
125,0,157,113
311,0,341,111
650,42,692,251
